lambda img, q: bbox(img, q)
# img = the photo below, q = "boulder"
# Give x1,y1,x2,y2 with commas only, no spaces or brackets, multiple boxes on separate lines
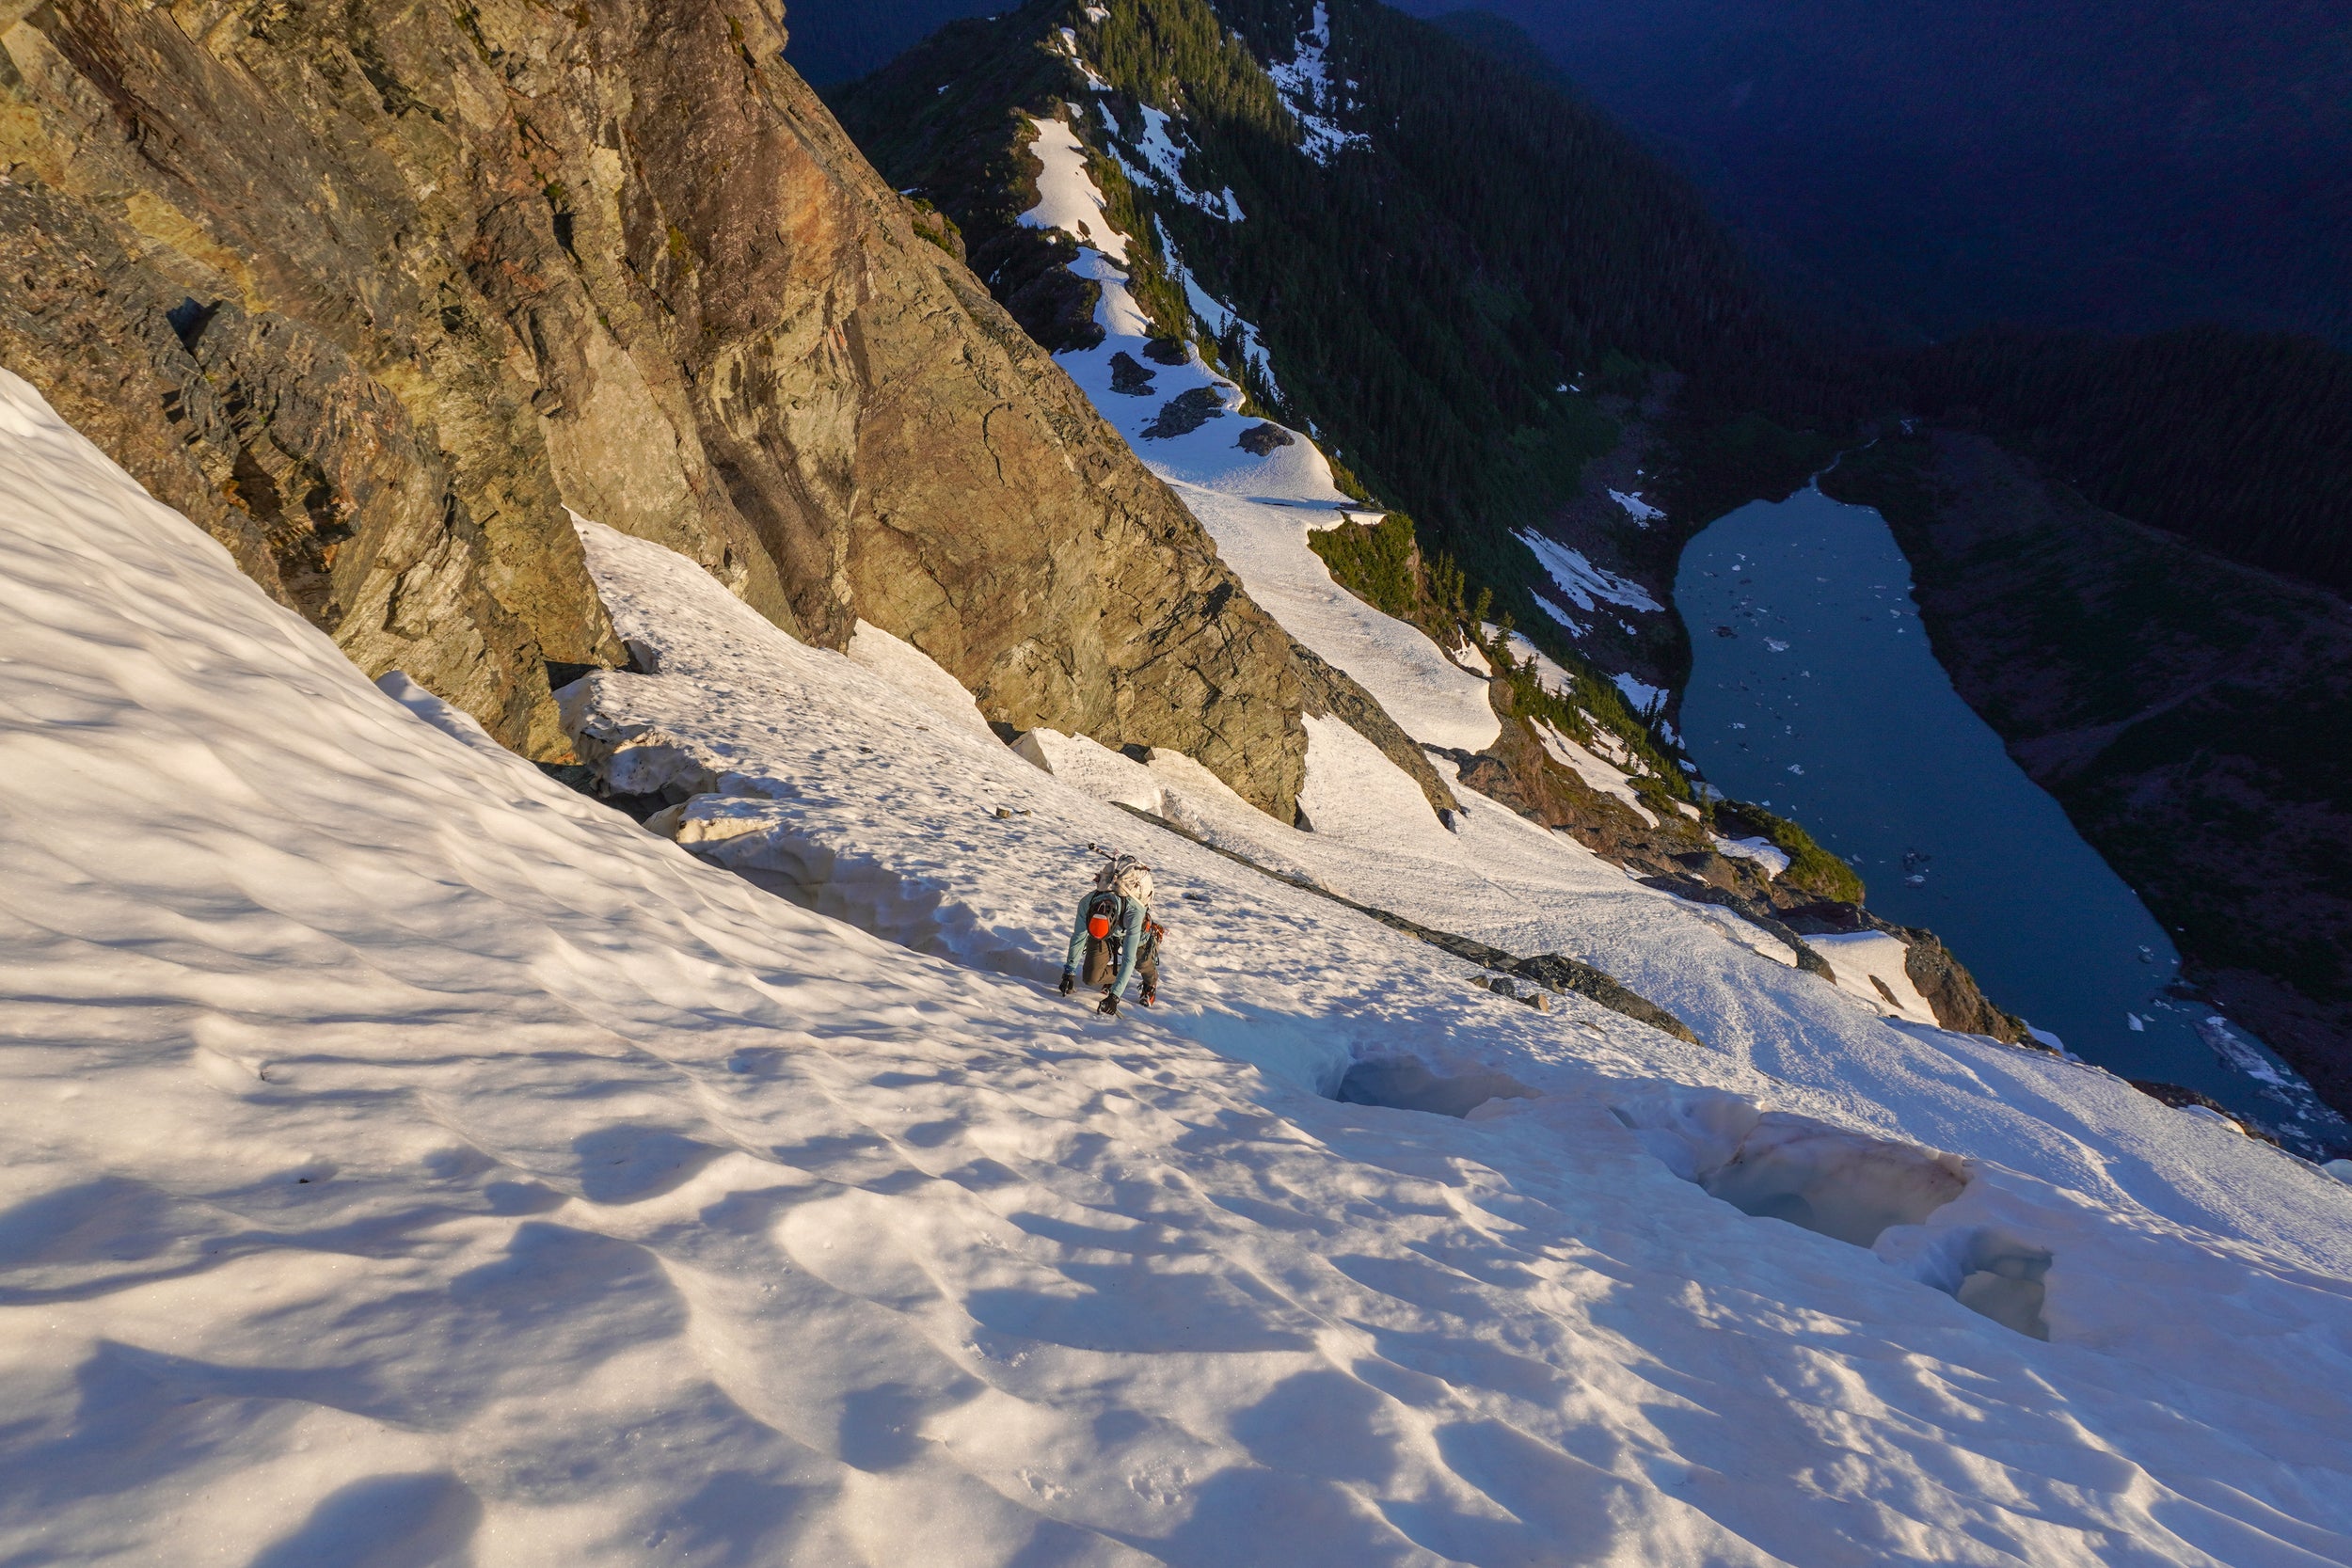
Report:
1108,352,1158,395
1143,388,1229,440
1238,422,1296,455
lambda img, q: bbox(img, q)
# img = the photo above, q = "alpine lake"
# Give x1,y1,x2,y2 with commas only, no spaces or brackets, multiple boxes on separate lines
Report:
1675,483,2346,1154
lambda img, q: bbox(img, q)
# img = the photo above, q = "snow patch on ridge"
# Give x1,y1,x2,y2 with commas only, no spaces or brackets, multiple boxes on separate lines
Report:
1516,529,1663,613
1011,109,1493,755
1037,173,1495,752
1055,24,1110,91
1268,2,1369,165
1713,833,1792,879
1018,114,1124,261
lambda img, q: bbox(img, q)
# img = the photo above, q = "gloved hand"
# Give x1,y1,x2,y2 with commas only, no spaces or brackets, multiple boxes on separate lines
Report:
1096,992,1120,1017
1057,971,1075,996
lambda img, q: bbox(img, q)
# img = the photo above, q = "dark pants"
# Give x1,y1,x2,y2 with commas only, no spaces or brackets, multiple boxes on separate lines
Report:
1084,929,1161,993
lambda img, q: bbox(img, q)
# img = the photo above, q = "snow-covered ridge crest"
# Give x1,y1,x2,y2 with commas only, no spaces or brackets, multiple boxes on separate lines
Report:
1019,111,1127,261
1015,106,1499,754
8,365,2352,1562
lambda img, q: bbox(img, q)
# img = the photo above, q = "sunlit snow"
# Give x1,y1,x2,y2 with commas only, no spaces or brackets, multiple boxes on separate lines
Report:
7,364,2352,1563
1713,834,1793,879
1018,114,1124,261
1027,142,1496,752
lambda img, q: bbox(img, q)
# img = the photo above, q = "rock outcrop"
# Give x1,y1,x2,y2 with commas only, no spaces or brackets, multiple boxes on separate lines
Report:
0,0,1334,813
1776,902,2028,1043
1451,679,2024,1039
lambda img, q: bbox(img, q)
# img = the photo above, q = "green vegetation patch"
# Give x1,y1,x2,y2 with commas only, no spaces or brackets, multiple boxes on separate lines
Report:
1718,800,1866,905
1306,513,1422,624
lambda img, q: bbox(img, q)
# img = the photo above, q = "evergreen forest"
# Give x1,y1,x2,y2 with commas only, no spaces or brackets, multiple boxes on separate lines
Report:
827,0,1860,632
1894,326,2352,596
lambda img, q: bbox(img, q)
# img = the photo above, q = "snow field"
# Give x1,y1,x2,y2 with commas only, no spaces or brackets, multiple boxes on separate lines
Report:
8,345,2352,1565
848,618,1000,741
555,510,2352,1561
1170,484,1501,753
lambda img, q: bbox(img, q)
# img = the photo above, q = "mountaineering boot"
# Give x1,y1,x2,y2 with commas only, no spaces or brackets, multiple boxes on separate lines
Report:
1139,979,1156,1007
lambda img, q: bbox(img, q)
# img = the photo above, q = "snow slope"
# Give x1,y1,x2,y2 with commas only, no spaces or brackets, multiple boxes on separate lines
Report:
1020,114,1125,261
551,498,2352,1560
1018,116,1498,755
8,350,2352,1568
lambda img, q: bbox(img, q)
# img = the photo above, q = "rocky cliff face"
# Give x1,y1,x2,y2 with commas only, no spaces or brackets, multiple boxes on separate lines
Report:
0,0,1328,812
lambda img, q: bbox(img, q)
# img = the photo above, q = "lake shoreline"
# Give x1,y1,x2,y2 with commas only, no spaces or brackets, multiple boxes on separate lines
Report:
1675,483,2344,1153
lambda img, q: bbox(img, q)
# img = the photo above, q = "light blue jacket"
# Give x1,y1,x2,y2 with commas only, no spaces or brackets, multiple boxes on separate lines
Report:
1065,892,1147,1001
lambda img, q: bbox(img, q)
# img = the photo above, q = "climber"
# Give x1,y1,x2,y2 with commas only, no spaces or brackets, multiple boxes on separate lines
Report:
1058,847,1155,1016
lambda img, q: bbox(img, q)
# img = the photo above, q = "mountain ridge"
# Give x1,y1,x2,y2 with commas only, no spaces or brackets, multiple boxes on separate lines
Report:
824,0,1867,696
0,0,1445,816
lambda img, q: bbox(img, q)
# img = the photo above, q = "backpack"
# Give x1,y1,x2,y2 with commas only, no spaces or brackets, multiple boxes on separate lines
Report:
1080,889,1124,986
1094,854,1154,908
